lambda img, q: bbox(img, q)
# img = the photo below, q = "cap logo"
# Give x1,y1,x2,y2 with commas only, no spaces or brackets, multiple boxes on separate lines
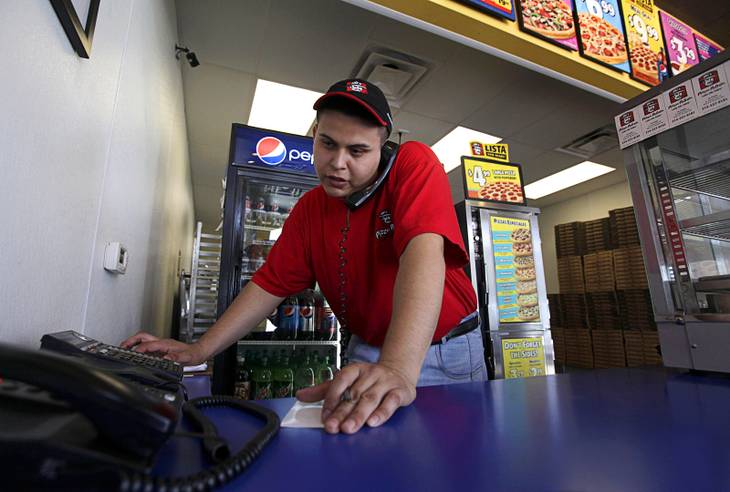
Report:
347,81,368,94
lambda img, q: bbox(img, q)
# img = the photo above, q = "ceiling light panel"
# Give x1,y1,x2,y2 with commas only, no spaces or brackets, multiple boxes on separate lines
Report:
432,126,502,172
248,79,322,135
524,161,615,199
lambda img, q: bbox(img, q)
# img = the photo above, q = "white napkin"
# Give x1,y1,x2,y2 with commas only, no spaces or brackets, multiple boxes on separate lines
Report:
281,400,325,428
183,362,208,373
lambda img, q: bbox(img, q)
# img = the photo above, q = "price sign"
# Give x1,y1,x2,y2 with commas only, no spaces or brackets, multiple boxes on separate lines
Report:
458,0,516,21
659,10,699,76
575,0,630,73
694,33,724,63
502,337,546,378
461,157,525,204
621,0,665,86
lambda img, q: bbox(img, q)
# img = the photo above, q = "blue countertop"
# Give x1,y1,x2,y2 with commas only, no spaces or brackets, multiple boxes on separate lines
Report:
157,368,730,491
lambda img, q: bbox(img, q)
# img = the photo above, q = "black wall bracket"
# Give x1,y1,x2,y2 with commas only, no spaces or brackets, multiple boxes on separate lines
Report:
49,0,100,59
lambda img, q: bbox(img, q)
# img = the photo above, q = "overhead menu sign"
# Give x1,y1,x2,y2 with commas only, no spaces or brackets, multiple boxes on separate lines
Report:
621,0,665,86
575,0,630,74
659,10,699,76
459,0,516,21
694,33,724,63
517,0,578,51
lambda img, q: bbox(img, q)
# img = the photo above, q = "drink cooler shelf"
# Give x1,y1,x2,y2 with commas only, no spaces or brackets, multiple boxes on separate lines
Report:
237,340,340,346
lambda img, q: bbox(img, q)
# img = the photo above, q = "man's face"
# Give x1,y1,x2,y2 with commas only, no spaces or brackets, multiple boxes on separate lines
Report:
313,110,383,199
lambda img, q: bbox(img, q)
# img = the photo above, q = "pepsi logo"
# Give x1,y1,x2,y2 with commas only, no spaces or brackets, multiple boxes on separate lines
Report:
256,137,287,166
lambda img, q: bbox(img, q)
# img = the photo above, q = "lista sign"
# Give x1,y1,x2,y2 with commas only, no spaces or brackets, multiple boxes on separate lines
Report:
232,124,316,176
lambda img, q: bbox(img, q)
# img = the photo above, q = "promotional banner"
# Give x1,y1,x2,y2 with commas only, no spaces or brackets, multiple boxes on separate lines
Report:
490,216,540,323
462,157,524,203
232,124,316,175
470,142,510,162
621,0,666,86
517,0,578,51
659,10,699,76
502,338,546,378
459,0,516,21
575,0,630,73
694,33,723,62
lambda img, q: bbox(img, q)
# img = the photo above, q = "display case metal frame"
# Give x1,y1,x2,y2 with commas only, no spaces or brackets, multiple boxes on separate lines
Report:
620,51,730,373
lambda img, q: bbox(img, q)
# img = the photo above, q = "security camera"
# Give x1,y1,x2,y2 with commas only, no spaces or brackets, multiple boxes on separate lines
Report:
175,44,200,68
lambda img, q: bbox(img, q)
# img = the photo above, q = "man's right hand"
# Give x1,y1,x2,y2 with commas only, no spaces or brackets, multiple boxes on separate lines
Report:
120,331,206,366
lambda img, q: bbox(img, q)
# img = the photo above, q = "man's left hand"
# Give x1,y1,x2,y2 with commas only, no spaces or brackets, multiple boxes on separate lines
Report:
295,362,416,434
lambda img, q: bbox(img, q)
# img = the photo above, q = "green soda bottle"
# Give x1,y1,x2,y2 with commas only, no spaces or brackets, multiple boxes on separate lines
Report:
273,357,294,398
294,356,315,393
253,356,272,400
317,355,334,385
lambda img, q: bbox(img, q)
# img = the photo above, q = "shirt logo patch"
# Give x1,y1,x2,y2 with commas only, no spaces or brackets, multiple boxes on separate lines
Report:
347,81,368,94
375,210,394,239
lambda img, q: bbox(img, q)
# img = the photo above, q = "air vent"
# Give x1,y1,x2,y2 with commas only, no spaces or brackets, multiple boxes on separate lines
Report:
556,124,619,159
353,48,430,108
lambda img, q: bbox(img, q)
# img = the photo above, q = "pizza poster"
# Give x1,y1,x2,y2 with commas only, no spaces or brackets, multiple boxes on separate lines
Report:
502,338,546,378
490,216,540,324
459,0,516,21
694,33,723,63
659,10,699,76
575,0,630,73
462,157,525,204
620,0,665,86
517,0,578,51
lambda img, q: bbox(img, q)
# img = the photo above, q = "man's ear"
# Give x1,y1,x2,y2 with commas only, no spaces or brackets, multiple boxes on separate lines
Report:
311,123,318,138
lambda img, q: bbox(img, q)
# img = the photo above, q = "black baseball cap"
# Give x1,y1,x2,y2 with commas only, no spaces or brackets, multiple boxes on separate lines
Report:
313,79,393,136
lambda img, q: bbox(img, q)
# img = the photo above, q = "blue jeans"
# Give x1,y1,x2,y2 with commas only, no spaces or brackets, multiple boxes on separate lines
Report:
346,316,489,387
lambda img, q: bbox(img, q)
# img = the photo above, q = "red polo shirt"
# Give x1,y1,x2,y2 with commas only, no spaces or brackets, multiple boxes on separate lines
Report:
252,141,477,346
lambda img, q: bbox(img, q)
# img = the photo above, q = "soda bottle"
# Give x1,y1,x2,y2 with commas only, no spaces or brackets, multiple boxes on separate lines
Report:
272,357,294,398
234,355,251,400
244,196,253,225
298,290,315,341
277,295,299,340
252,357,272,400
317,356,334,385
252,246,266,272
294,356,315,392
254,196,266,226
267,196,281,227
318,298,337,341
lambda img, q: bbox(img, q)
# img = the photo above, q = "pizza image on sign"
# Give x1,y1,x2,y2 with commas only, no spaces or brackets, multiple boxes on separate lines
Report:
578,13,628,64
462,157,526,204
517,0,578,51
621,0,665,86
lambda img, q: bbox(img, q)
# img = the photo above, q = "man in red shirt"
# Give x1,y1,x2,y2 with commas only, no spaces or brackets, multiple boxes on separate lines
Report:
122,79,486,434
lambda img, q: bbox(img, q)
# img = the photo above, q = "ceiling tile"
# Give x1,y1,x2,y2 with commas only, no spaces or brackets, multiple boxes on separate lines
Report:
390,110,455,146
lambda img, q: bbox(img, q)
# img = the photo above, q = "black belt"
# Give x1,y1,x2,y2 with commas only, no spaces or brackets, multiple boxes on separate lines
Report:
431,314,480,345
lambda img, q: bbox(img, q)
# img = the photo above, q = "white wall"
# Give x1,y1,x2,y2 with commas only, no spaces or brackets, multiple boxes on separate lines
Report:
0,1,194,348
537,180,634,293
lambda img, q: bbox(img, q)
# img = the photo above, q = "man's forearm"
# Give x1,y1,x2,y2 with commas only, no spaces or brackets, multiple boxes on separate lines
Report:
196,282,283,359
378,233,446,385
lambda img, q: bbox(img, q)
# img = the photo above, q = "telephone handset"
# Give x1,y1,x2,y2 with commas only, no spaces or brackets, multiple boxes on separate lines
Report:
345,140,399,210
0,343,178,462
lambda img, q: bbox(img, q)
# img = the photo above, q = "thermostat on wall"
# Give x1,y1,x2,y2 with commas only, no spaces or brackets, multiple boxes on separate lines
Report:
104,242,128,274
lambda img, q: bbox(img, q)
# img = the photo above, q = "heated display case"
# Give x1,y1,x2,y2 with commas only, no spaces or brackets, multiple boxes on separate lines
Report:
455,156,555,380
622,52,730,372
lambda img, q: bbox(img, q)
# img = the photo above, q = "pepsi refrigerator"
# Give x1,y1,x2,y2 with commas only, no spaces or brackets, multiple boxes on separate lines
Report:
213,124,340,395
453,155,555,380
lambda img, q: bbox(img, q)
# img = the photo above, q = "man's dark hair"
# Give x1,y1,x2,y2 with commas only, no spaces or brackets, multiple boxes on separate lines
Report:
316,97,389,144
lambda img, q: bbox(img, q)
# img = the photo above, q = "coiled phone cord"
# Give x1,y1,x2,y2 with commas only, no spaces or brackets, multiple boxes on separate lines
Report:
118,395,280,492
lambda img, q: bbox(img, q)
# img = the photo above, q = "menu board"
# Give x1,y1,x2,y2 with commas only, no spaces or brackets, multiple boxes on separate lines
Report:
461,157,525,204
659,10,698,76
502,337,546,378
490,216,540,323
575,0,630,73
621,0,665,86
694,33,724,63
459,0,516,21
517,0,578,51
